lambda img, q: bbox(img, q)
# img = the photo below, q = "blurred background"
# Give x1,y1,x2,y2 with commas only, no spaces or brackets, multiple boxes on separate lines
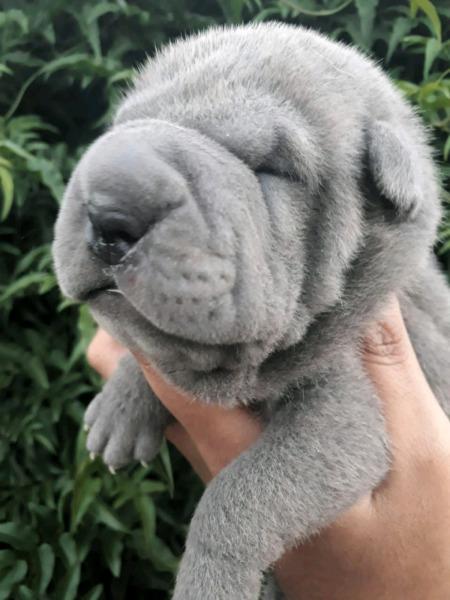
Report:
0,1,449,598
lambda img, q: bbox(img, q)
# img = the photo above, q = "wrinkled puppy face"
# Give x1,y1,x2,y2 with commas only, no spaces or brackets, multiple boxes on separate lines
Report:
53,24,442,403
53,119,308,365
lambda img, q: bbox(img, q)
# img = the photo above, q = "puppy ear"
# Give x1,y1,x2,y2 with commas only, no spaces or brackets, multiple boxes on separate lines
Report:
266,118,322,190
367,120,424,217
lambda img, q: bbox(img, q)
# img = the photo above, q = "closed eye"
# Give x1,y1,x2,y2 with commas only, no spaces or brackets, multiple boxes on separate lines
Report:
255,166,305,184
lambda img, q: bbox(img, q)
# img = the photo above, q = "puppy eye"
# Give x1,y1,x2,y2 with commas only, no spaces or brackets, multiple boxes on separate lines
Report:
255,166,283,178
255,166,305,184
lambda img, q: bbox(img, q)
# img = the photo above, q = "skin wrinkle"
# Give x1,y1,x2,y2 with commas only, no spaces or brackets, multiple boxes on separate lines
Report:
52,23,449,600
363,312,409,367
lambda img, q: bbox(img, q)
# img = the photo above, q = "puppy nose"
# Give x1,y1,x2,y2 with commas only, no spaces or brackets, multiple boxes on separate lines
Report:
86,204,143,265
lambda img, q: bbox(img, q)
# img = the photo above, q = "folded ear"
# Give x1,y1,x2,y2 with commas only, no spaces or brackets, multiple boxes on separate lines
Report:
367,120,424,217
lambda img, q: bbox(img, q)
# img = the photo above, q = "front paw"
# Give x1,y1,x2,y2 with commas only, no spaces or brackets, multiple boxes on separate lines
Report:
84,390,163,471
173,546,262,600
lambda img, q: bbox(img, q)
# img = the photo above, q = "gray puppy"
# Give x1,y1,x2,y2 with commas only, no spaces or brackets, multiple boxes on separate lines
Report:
53,23,450,600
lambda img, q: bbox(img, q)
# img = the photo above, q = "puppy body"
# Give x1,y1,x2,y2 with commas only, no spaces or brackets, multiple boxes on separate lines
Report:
53,23,450,599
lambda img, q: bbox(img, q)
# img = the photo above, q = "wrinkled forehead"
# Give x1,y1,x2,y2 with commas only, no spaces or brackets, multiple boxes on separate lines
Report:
115,84,325,192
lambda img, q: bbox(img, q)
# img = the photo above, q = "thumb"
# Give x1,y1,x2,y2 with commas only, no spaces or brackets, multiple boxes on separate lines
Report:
362,297,450,477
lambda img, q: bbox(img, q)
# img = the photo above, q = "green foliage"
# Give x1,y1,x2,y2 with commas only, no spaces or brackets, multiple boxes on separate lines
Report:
0,0,448,597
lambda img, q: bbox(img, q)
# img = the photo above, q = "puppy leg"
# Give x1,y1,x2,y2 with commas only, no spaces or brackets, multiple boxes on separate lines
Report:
84,354,172,470
173,358,389,600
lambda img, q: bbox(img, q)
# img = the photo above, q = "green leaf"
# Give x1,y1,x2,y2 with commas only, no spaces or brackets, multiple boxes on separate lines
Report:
0,551,15,569
41,53,92,77
253,7,288,22
0,242,20,255
217,0,245,22
85,1,121,22
101,536,123,577
4,53,91,120
0,272,54,302
0,523,37,551
134,495,156,547
107,68,134,87
443,136,450,162
25,156,65,201
0,140,33,160
139,480,167,495
16,585,34,600
15,245,51,275
25,355,49,389
38,543,55,595
159,439,174,497
71,477,102,532
0,64,13,76
0,560,27,592
147,535,179,573
0,9,28,34
54,564,81,600
280,0,353,17
80,584,103,600
387,17,415,63
0,164,14,220
94,501,130,533
395,79,420,97
424,37,442,79
355,0,379,47
59,533,78,568
38,274,57,294
42,23,55,44
35,432,56,453
410,0,442,41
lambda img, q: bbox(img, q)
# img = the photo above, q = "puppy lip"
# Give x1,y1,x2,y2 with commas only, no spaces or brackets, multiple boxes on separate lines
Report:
79,284,119,302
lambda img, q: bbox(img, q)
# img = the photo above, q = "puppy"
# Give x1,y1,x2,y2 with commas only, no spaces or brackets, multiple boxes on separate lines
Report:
53,23,450,600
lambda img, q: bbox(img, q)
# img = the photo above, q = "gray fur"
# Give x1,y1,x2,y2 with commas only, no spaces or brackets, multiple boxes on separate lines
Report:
84,354,172,465
52,23,449,599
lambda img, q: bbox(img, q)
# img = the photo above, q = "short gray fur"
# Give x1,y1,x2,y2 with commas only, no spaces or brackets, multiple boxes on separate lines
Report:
52,23,450,600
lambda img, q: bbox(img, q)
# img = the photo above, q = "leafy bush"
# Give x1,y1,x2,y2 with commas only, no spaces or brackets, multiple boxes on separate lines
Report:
0,1,448,598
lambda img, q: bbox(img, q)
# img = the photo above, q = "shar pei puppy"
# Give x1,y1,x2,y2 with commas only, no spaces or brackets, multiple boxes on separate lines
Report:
53,22,450,600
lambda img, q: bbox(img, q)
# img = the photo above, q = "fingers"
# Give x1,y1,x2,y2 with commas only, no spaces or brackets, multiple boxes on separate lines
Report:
274,300,450,600
136,358,262,477
87,329,127,378
362,296,450,483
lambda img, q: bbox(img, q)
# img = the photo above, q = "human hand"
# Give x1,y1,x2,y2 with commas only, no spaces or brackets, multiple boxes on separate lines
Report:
272,298,450,599
87,299,450,599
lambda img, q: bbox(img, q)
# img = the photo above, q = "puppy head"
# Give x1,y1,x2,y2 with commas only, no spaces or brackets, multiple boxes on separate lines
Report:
53,25,441,401
53,118,311,357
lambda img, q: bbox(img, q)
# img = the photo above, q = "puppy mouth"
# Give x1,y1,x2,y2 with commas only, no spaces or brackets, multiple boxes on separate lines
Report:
80,284,122,302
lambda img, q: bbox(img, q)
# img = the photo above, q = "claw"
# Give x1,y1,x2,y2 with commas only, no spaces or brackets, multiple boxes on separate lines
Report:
140,460,149,468
108,465,116,475
89,452,97,461
83,423,90,432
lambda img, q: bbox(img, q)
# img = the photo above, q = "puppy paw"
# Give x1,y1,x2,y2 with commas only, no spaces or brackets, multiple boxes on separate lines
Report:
84,389,164,471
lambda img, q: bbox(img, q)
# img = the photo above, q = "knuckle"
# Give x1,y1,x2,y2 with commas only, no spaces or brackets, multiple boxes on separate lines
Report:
363,319,408,366
86,337,102,370
86,330,122,376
